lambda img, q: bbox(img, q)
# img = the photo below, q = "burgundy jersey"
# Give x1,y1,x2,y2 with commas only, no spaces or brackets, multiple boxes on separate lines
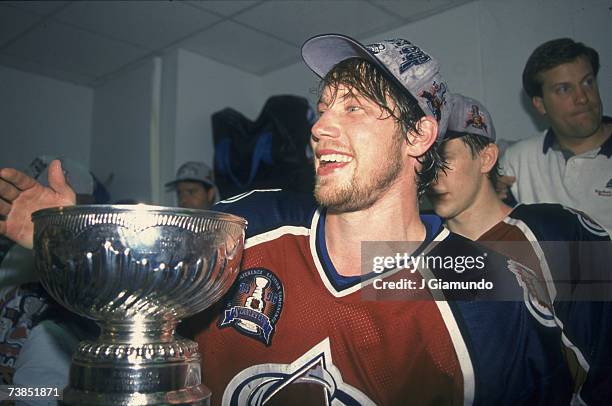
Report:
478,203,612,405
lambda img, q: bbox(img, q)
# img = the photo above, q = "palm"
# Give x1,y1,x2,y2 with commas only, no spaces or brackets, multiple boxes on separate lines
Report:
5,184,74,249
0,161,76,249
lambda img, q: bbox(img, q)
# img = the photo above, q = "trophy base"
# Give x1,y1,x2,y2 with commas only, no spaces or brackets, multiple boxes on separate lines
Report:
61,337,209,406
61,384,211,406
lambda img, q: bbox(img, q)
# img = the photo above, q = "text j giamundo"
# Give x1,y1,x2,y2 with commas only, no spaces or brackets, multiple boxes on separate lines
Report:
372,278,494,290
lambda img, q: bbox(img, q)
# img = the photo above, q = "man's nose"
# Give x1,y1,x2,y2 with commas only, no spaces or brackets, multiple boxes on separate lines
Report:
575,85,589,104
311,112,340,142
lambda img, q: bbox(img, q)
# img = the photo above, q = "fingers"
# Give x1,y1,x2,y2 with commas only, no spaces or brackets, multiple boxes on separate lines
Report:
0,197,11,217
47,160,68,190
0,168,37,203
0,167,38,194
0,176,21,203
494,175,515,197
47,160,76,202
494,176,513,200
499,176,516,187
494,183,508,193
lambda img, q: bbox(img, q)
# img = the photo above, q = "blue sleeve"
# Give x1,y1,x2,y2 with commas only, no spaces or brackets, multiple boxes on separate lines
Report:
13,320,78,406
510,204,612,405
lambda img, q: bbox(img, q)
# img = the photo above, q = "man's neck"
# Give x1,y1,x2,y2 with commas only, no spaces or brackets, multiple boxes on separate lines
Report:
325,188,425,277
554,121,612,155
446,182,512,240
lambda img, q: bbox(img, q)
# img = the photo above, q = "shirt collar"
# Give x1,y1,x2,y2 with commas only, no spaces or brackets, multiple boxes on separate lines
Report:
542,116,612,157
541,128,556,154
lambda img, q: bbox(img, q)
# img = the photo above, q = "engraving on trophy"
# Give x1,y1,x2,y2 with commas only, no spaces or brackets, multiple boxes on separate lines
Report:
32,205,247,406
106,370,162,392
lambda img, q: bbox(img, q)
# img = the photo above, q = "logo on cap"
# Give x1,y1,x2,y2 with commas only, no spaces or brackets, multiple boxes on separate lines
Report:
465,104,489,133
419,81,448,122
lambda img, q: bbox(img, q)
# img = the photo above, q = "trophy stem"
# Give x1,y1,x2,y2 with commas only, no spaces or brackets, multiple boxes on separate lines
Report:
98,319,178,344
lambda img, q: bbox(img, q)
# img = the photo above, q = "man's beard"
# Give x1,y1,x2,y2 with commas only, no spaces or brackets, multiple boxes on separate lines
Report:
314,147,403,212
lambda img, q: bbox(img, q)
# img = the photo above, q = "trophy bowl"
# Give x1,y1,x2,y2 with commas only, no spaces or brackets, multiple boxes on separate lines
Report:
32,204,247,405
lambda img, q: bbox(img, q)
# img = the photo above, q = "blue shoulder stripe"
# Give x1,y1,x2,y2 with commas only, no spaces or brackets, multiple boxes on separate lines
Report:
509,204,610,241
212,189,317,238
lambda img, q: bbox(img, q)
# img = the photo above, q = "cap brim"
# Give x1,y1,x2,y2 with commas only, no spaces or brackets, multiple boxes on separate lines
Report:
443,130,468,141
302,34,393,80
165,178,215,189
443,130,496,143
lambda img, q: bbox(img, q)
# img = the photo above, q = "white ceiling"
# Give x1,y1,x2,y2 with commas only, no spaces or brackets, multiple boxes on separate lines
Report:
0,0,473,87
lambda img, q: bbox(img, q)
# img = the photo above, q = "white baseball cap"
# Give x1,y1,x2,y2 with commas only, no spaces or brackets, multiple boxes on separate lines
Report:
445,93,496,141
165,161,217,189
301,33,450,140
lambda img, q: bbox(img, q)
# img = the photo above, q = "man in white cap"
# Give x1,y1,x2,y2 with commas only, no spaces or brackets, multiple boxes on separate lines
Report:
0,35,587,404
166,161,219,210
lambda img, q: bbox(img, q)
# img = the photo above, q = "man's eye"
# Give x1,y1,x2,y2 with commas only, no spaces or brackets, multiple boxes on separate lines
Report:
347,105,361,112
583,77,596,87
555,85,569,94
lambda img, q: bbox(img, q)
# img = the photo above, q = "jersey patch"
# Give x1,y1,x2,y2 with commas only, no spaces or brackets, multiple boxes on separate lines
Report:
218,268,284,346
222,338,375,406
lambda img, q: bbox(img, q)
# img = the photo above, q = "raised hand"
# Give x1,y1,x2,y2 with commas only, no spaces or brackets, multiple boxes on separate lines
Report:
0,160,76,249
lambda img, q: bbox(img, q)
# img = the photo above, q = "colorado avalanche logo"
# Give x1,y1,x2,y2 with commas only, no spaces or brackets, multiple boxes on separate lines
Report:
465,104,488,133
419,81,447,121
507,259,555,327
218,268,284,345
223,338,374,405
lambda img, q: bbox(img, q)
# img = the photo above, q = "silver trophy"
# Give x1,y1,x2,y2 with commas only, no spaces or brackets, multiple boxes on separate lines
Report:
32,205,247,405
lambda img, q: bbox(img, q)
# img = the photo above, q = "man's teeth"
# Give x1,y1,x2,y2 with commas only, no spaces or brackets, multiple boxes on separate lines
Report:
320,154,353,163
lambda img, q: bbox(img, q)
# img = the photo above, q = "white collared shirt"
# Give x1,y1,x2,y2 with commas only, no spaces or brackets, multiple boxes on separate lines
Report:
500,119,612,234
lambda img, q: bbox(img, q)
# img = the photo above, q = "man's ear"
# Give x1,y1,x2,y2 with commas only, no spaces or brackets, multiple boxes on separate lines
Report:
532,96,547,116
480,143,499,174
405,116,438,157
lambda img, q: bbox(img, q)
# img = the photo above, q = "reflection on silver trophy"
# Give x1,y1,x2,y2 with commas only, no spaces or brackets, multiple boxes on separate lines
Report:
32,205,247,405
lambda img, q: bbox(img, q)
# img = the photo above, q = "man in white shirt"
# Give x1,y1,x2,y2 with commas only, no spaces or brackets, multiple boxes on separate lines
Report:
499,38,611,233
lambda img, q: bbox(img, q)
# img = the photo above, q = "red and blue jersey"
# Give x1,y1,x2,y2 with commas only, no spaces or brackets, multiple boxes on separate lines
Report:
183,190,575,405
479,203,612,405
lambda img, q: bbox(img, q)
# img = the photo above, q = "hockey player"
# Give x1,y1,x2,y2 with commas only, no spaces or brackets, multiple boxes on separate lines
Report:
428,93,611,405
0,35,586,404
